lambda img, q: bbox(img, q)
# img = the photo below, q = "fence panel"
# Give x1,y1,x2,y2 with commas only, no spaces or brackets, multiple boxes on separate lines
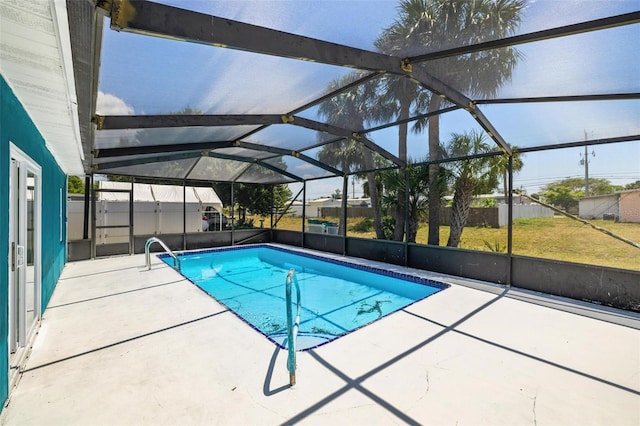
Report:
498,204,554,227
158,202,202,234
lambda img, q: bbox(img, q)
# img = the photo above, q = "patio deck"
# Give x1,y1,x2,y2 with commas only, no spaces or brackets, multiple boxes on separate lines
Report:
2,245,639,425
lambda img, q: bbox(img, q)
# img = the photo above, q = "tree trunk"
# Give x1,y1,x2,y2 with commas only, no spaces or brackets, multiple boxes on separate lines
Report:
393,168,407,241
393,103,410,241
427,96,442,246
407,209,419,243
362,150,385,239
447,177,474,247
367,172,385,239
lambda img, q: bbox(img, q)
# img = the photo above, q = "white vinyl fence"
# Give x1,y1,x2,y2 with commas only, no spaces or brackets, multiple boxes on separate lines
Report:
67,183,223,244
498,203,554,227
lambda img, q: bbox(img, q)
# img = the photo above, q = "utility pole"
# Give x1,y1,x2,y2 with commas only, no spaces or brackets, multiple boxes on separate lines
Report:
580,131,595,196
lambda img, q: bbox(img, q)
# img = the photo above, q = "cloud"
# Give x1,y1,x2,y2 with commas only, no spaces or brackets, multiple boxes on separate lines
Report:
94,92,138,149
96,91,135,115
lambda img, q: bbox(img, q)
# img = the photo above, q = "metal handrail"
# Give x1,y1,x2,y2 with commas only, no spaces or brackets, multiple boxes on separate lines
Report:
145,237,181,271
285,268,301,386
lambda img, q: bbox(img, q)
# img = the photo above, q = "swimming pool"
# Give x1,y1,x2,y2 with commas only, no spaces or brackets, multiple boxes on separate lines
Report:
161,245,448,350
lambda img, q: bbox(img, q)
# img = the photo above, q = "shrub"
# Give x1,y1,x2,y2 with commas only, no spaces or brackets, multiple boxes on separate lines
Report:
483,240,506,252
382,216,396,240
349,217,374,232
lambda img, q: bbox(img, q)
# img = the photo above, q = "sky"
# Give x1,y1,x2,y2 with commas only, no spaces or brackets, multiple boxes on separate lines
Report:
96,0,640,201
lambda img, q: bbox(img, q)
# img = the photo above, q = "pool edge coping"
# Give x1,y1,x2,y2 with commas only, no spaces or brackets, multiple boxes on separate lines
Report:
158,243,452,351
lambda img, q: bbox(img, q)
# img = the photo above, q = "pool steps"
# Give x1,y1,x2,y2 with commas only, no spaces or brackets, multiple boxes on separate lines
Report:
285,268,301,386
145,237,181,271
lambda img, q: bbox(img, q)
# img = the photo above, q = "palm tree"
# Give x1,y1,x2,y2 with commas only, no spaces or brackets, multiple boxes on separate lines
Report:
369,72,423,241
380,161,432,242
318,138,363,235
493,149,524,200
379,0,525,246
317,139,361,175
316,72,394,239
444,130,501,247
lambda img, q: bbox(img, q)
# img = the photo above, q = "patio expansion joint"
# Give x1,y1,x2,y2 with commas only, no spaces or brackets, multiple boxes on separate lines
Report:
57,264,148,281
22,309,230,374
46,279,187,309
281,289,508,425
401,309,640,397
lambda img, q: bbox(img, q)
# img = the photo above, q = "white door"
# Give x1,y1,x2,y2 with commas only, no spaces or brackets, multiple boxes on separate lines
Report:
8,145,41,381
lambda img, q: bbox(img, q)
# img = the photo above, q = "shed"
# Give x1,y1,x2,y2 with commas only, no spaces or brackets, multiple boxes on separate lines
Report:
579,189,640,223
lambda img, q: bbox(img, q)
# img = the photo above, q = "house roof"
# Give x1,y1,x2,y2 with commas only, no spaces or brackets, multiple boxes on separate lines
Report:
580,188,640,200
0,0,87,174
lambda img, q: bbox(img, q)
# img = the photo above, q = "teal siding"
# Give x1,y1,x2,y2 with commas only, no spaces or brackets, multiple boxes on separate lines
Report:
1,75,68,407
0,78,9,409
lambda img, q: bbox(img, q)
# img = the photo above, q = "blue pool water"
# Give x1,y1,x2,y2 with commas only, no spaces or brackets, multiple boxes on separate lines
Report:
161,245,448,350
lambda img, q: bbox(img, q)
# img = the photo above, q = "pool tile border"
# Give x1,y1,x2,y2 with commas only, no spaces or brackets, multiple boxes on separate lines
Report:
159,244,450,351
159,244,450,291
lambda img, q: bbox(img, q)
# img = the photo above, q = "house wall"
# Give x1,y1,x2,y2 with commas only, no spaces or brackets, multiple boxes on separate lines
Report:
578,194,619,219
619,190,640,223
1,76,68,406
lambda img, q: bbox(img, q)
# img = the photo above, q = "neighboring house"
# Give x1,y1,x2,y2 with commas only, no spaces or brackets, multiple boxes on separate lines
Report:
579,189,640,223
307,197,371,218
308,197,341,217
347,197,371,207
284,200,307,217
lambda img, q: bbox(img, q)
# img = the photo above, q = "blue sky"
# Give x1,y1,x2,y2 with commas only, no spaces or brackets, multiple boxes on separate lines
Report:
97,0,640,200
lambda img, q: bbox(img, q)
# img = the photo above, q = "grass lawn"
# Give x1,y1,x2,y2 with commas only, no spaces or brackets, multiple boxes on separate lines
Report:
262,215,640,271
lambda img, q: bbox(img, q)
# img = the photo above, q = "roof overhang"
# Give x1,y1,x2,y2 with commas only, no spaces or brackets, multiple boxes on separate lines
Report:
0,0,91,175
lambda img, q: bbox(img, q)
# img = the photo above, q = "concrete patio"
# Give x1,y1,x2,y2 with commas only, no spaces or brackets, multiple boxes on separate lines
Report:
2,245,638,425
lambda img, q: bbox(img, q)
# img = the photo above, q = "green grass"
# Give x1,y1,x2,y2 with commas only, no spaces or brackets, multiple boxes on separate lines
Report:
265,215,640,271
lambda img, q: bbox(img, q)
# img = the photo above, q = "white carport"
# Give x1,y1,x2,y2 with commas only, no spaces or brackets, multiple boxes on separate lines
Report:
67,182,223,243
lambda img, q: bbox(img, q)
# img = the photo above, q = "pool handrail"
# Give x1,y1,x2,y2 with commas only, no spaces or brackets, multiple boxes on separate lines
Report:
145,237,181,271
285,268,301,386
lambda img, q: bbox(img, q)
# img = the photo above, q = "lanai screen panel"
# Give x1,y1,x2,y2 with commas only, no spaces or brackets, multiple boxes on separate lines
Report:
301,140,398,175
98,22,360,117
153,0,400,50
93,150,200,167
98,157,200,180
187,157,253,182
94,126,260,149
90,0,638,186
516,1,640,35
210,147,277,161
426,25,640,101
292,73,434,133
261,156,336,181
482,100,640,149
242,125,337,152
234,164,297,185
513,141,640,198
